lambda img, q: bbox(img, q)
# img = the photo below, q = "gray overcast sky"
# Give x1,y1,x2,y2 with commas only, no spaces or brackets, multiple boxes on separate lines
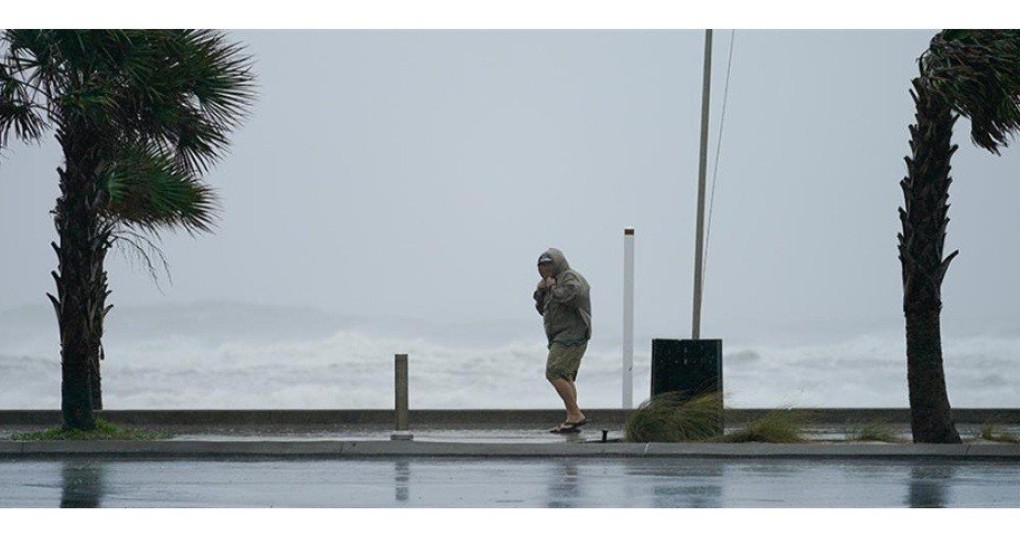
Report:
3,30,1020,341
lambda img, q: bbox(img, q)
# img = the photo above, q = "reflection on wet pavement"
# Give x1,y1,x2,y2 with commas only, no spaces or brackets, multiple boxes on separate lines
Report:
546,460,581,508
2,457,1019,508
60,461,105,508
907,464,954,508
394,459,410,502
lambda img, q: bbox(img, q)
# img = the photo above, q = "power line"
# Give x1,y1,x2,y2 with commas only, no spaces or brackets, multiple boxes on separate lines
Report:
702,29,736,289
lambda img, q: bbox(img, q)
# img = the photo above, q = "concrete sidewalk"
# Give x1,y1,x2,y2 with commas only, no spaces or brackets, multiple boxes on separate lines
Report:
3,409,1019,460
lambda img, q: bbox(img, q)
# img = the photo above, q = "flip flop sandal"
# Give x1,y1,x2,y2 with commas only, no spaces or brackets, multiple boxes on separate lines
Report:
557,418,588,432
569,418,588,428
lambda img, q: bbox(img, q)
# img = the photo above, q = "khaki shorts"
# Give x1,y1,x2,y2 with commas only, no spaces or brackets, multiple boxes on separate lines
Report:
546,342,587,382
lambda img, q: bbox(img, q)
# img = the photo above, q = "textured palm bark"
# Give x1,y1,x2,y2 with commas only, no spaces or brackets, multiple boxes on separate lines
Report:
905,310,960,442
49,124,108,431
88,263,110,411
897,77,962,444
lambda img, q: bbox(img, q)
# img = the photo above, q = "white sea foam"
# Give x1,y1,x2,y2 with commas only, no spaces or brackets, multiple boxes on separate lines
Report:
1,304,1018,409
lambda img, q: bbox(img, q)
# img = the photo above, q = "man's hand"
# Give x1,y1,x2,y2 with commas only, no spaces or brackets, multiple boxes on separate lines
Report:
544,276,557,289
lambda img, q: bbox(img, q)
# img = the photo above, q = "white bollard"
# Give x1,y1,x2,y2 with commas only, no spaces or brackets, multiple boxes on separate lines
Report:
623,228,635,409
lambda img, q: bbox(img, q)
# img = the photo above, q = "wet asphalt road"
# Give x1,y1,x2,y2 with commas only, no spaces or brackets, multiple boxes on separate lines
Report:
3,457,1020,508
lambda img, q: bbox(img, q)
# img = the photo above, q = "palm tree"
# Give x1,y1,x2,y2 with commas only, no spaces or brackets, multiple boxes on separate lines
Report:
898,30,1020,443
1,30,255,429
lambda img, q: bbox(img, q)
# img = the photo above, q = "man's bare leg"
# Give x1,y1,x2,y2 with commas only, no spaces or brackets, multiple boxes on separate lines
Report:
568,380,584,424
550,378,585,423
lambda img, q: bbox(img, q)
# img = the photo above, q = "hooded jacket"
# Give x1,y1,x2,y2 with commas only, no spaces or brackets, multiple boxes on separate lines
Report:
533,248,592,347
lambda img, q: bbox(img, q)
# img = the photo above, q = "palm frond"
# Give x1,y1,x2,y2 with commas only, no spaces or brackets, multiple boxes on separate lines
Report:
4,29,251,236
100,144,219,234
0,63,46,147
179,30,256,126
922,30,1020,153
3,30,64,112
106,29,256,174
111,228,172,291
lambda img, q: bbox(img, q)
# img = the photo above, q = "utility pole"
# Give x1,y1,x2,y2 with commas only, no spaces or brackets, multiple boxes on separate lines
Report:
692,29,712,340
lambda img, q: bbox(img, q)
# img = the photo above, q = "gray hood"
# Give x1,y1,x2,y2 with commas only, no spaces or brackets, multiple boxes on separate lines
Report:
538,247,570,276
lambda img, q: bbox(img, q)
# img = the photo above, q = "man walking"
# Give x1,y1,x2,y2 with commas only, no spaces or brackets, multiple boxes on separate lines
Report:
533,248,592,433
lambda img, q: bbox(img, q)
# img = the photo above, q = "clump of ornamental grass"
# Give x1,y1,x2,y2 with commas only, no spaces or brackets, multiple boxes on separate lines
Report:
714,409,807,443
979,423,1020,444
10,418,170,441
625,392,723,443
845,421,904,443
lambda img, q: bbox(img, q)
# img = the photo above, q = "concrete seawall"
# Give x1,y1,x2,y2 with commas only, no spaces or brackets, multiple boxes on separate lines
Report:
2,439,1020,459
2,408,1019,427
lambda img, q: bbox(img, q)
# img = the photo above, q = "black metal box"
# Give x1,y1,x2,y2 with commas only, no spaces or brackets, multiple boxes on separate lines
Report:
650,338,723,399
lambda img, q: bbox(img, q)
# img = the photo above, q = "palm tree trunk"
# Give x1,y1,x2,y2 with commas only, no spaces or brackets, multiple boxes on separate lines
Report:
49,125,108,431
898,77,962,444
905,309,960,442
88,265,110,412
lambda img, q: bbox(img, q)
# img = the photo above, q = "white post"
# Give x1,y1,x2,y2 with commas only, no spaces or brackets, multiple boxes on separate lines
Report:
623,228,635,409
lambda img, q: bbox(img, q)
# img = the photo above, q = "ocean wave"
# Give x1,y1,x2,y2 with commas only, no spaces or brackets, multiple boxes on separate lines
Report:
2,327,1019,409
